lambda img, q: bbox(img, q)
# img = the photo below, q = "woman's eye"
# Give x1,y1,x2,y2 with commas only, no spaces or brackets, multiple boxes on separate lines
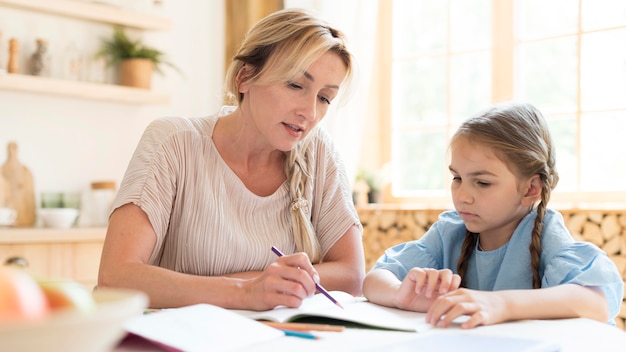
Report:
319,95,331,104
287,82,302,89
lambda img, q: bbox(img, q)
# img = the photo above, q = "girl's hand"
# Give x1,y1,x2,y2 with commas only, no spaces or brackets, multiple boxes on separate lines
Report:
393,268,461,311
243,252,319,310
426,288,507,328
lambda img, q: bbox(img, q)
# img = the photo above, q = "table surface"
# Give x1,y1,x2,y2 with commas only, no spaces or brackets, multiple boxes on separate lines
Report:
115,316,626,352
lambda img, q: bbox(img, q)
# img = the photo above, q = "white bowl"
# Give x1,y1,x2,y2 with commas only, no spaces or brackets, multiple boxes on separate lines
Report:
39,208,79,229
0,288,148,352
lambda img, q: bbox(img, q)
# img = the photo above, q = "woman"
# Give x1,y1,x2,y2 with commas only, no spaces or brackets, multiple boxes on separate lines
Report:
98,8,365,310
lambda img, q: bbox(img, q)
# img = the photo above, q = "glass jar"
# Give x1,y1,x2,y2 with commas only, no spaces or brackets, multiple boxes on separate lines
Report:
90,181,116,227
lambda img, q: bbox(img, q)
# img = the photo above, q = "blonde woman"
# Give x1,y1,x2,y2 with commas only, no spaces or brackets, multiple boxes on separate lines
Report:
98,8,364,310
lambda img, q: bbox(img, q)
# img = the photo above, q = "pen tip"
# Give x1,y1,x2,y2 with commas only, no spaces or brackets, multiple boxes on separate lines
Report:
335,301,344,309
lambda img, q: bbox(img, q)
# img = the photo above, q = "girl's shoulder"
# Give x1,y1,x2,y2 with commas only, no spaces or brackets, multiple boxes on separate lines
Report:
428,210,468,239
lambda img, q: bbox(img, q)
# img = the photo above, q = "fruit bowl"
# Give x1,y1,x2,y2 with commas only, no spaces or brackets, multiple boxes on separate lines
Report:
0,287,148,352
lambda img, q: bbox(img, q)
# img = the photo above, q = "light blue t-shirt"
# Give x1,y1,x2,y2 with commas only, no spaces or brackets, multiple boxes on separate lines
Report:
371,208,624,323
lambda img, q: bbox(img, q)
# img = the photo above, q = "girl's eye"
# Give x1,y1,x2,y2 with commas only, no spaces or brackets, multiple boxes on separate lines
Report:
451,176,461,183
476,181,491,187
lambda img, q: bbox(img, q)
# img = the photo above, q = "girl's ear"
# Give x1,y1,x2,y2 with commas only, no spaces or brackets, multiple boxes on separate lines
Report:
521,174,543,206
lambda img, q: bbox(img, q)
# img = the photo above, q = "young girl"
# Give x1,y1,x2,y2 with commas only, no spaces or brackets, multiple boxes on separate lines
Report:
362,102,624,329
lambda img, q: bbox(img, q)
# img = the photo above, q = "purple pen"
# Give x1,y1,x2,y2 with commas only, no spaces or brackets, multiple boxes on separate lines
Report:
271,246,344,309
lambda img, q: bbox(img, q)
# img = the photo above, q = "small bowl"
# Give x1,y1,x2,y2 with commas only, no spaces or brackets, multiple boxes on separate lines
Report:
0,288,148,352
39,208,79,229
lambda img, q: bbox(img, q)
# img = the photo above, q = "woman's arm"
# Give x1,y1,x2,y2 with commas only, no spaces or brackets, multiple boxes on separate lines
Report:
224,224,365,295
313,224,365,296
98,203,320,310
428,284,609,328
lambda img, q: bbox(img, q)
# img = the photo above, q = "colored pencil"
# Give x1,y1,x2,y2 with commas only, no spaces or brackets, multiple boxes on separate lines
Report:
271,246,344,309
262,321,345,332
280,329,319,340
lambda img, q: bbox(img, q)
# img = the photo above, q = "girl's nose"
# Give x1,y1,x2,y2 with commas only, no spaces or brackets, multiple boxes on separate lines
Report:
454,183,473,204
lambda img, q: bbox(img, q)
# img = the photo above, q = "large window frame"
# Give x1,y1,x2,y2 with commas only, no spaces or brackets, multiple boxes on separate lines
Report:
379,0,626,209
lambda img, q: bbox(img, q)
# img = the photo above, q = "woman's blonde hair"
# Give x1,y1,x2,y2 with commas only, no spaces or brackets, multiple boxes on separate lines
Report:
452,102,559,289
224,8,354,263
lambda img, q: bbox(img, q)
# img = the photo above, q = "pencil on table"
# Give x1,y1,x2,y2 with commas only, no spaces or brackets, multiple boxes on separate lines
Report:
280,329,320,340
262,321,345,332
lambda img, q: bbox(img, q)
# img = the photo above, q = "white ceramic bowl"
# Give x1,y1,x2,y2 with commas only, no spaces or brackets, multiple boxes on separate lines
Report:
0,288,148,352
39,208,79,229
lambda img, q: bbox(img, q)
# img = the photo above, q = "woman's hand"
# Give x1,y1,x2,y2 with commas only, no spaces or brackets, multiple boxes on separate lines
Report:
242,252,319,310
426,288,507,328
393,268,461,311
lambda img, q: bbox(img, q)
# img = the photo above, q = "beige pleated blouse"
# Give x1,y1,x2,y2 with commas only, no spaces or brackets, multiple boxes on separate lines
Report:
112,106,362,276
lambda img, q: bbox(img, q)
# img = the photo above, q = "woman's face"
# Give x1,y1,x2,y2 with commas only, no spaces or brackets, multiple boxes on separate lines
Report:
238,51,347,151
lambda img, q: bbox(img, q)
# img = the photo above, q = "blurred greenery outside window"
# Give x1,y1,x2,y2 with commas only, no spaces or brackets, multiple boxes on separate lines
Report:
389,0,626,206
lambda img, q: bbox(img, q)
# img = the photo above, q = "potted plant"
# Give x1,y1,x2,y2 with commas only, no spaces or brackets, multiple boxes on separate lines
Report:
95,26,180,89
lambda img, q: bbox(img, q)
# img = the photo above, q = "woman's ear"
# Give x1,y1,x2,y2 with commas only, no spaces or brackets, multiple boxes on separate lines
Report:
236,65,251,94
521,174,543,206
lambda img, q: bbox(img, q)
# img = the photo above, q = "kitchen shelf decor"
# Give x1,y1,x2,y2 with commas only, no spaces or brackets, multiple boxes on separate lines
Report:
0,0,173,104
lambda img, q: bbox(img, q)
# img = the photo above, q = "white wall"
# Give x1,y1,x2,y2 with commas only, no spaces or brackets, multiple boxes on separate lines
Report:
0,1,224,224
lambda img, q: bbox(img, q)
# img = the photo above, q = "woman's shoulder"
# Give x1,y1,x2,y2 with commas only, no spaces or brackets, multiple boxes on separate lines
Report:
143,109,227,142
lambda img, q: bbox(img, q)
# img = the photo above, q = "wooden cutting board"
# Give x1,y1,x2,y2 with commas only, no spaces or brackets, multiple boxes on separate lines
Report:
1,142,36,227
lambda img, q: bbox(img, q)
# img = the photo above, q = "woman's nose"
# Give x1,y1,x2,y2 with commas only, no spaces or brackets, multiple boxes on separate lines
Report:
296,95,317,121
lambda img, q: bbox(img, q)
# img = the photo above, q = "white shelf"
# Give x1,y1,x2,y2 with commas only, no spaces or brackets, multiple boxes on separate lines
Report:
0,73,170,104
0,0,172,30
0,226,106,243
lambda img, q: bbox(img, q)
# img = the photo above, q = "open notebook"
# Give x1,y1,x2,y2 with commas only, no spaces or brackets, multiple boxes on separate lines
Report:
232,291,432,332
124,304,284,351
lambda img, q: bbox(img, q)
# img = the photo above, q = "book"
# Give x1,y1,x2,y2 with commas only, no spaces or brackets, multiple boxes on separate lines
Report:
232,291,432,332
124,304,284,351
362,332,561,352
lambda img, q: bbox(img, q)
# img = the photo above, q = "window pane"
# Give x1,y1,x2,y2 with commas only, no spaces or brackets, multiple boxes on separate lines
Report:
450,52,492,122
582,0,626,31
516,37,578,113
516,0,578,40
580,111,626,190
392,129,447,194
393,0,447,56
392,58,447,127
450,0,491,51
545,115,578,191
580,29,626,111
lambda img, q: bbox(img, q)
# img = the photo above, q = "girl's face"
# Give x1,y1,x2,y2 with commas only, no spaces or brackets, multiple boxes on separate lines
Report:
449,137,536,244
238,51,347,152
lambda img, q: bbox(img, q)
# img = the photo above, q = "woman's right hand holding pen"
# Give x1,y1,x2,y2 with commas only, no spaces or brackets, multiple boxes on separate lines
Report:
237,252,320,310
393,268,461,312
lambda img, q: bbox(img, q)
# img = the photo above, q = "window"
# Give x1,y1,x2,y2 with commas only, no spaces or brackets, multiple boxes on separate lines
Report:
388,0,626,206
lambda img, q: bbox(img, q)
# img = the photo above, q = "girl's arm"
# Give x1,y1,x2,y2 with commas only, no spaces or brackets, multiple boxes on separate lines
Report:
363,267,461,312
428,284,609,329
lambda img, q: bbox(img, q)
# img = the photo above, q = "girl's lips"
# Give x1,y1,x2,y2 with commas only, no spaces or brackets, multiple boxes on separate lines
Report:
458,211,478,220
